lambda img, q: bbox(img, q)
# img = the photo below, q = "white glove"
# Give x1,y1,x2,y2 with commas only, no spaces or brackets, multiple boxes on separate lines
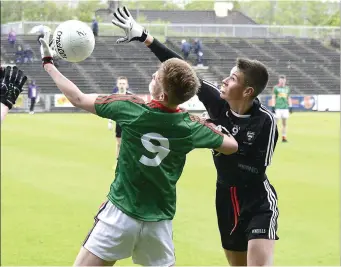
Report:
39,29,55,66
112,6,148,44
108,120,113,130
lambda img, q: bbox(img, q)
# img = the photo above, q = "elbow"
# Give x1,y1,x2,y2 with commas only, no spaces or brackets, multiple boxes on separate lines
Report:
218,138,238,155
225,139,238,155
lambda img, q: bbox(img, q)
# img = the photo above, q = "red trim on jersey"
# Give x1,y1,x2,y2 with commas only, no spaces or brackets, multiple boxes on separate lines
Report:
95,95,145,105
189,115,224,136
148,100,181,113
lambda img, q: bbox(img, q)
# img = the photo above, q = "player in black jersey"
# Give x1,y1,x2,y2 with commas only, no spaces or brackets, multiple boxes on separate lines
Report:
112,7,279,266
108,76,133,159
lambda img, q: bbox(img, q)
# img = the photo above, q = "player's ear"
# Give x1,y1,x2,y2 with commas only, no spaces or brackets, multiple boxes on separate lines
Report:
244,87,254,98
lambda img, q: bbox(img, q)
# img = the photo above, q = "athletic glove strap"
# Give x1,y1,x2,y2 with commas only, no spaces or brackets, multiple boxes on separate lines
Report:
134,29,148,43
42,56,54,67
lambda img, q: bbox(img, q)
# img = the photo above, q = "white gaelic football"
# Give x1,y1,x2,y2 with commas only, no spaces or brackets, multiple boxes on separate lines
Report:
53,20,95,63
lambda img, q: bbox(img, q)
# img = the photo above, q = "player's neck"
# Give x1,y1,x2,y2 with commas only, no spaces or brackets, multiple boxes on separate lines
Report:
154,100,178,111
228,99,253,115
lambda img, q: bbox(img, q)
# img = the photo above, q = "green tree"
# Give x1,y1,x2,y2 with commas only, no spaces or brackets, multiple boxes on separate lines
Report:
75,0,106,22
122,0,180,10
1,0,104,24
184,0,214,10
234,0,340,26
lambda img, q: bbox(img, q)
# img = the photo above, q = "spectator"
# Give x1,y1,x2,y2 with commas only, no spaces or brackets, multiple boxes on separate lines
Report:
193,39,204,66
28,80,38,114
92,18,99,37
15,45,24,64
181,39,191,60
8,29,16,48
23,44,34,64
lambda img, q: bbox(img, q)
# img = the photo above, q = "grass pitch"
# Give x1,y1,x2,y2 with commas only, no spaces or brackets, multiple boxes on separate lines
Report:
1,112,339,266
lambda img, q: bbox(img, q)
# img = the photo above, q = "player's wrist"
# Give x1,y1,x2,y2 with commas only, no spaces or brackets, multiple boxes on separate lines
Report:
42,56,54,67
144,34,154,46
1,98,13,109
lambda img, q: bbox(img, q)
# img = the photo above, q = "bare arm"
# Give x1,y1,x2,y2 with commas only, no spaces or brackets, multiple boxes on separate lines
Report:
1,103,9,123
44,64,98,114
215,134,238,155
288,97,292,107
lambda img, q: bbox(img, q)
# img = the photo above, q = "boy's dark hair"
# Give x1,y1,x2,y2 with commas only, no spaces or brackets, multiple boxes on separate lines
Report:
236,58,269,97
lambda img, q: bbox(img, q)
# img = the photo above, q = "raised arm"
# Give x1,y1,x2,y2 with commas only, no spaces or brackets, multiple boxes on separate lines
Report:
39,31,98,114
112,6,225,118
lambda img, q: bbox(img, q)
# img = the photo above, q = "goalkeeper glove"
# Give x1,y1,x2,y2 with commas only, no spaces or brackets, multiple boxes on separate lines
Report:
112,6,148,44
289,107,293,114
39,29,55,67
271,106,276,113
0,66,27,109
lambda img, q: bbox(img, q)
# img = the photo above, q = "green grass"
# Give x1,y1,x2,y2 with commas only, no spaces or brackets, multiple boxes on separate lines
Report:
1,112,339,266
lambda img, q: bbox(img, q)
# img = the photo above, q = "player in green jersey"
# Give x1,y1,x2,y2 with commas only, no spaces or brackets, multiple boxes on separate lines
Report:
272,75,292,142
39,30,238,266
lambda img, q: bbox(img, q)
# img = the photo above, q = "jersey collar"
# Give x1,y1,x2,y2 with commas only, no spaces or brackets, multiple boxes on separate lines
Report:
150,100,181,113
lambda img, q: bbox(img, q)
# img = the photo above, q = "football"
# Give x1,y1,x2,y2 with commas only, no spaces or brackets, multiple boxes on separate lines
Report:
52,20,95,63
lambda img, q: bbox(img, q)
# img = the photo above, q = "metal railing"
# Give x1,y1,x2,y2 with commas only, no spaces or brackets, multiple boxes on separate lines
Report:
2,21,340,39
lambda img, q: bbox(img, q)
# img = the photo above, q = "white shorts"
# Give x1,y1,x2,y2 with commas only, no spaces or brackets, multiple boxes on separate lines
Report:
275,109,289,119
83,200,175,266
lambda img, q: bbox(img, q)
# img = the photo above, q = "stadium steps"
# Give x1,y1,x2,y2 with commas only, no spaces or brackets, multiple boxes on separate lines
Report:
1,35,339,95
194,67,221,85
290,64,330,94
292,39,332,64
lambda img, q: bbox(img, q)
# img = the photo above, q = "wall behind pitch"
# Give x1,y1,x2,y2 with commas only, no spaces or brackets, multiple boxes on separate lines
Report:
317,95,340,111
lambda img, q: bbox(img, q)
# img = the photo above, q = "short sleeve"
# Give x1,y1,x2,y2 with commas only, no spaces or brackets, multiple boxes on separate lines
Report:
95,95,145,124
273,86,278,95
188,115,224,149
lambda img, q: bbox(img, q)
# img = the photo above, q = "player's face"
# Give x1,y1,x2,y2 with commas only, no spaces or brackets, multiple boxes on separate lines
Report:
149,71,163,100
279,78,286,86
117,79,128,91
220,69,253,101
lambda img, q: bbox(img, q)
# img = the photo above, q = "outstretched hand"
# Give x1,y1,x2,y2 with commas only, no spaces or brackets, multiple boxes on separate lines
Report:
0,66,27,109
112,6,148,44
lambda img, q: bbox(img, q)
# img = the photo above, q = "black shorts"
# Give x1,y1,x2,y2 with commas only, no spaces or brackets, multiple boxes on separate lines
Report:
115,124,122,138
216,179,279,252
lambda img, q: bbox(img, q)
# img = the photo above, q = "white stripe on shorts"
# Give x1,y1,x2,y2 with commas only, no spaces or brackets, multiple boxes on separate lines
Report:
263,180,279,239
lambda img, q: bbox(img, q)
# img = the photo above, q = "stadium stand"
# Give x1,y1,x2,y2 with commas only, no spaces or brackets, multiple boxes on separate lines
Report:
1,34,340,95
96,9,258,25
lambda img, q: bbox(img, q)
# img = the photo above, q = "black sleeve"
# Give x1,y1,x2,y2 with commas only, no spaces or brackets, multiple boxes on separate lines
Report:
254,114,279,170
197,80,226,119
148,38,183,62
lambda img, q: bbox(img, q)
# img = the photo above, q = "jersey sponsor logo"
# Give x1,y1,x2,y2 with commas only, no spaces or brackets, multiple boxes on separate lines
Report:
238,163,259,174
252,229,267,234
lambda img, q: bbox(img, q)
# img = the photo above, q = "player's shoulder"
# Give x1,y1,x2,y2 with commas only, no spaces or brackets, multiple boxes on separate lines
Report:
186,113,224,136
258,104,276,129
96,94,145,105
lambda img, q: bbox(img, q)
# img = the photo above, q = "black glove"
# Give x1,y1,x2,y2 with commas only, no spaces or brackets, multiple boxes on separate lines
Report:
0,66,27,109
272,106,276,113
289,107,293,114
